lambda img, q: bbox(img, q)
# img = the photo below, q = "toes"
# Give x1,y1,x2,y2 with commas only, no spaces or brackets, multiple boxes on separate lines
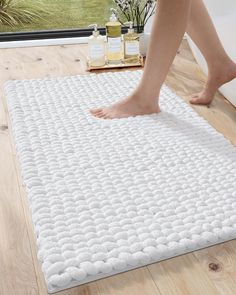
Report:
90,108,102,114
189,92,213,105
189,97,200,104
95,112,104,118
90,109,106,118
190,93,200,99
189,93,201,103
190,96,212,105
97,110,108,118
94,110,104,117
103,114,112,119
190,98,202,105
91,109,113,120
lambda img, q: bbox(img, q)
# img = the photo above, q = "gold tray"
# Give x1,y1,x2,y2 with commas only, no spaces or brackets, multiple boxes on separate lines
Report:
87,55,144,71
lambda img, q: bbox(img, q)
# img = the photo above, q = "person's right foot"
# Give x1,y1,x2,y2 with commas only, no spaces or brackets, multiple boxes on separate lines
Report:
189,61,236,105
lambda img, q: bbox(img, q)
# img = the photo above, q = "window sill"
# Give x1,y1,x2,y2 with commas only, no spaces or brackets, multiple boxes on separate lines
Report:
0,36,97,49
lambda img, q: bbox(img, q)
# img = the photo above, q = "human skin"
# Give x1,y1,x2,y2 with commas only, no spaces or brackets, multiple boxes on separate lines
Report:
91,0,236,119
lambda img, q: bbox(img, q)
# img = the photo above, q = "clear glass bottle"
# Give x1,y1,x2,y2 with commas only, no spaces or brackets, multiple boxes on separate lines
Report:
124,21,140,64
106,12,123,64
88,24,106,67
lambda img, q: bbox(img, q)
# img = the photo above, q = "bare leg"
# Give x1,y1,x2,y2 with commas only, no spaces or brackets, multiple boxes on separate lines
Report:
91,0,192,119
187,0,236,105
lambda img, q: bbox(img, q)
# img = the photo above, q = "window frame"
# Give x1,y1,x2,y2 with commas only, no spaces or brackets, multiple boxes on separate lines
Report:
0,27,134,42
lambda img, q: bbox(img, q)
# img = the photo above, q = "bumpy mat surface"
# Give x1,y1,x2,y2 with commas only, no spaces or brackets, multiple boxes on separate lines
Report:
5,70,236,293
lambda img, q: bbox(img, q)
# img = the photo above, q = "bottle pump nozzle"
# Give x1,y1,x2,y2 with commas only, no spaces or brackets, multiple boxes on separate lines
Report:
88,24,99,37
124,21,134,34
109,8,118,22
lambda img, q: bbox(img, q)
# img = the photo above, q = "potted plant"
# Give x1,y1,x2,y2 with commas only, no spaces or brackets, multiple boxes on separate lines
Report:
112,0,157,55
0,0,46,27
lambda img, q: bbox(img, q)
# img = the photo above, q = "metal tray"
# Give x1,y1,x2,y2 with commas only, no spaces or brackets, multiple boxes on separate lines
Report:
87,55,144,71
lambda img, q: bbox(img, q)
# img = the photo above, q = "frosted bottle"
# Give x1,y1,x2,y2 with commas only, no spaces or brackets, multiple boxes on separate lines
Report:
124,21,140,63
88,24,106,67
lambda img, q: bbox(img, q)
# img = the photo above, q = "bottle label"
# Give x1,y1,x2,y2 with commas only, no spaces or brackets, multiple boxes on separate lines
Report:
125,41,140,55
89,44,104,59
107,37,122,53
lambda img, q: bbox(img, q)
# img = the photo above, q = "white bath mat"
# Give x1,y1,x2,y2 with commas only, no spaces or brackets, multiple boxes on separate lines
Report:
5,70,236,293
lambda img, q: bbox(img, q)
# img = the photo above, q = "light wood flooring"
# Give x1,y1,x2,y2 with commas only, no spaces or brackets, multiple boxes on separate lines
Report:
0,40,236,295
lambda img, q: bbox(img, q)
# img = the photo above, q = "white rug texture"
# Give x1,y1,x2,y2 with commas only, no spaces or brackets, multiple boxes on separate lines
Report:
5,70,236,293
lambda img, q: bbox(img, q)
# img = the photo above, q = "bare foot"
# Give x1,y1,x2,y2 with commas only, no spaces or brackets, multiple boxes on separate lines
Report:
189,62,236,105
90,93,160,119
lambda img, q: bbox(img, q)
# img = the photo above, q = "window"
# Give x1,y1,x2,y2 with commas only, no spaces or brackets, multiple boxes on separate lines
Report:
0,1,114,41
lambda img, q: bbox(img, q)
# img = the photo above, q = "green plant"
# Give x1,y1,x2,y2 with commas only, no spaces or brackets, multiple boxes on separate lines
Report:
113,0,156,33
0,0,47,27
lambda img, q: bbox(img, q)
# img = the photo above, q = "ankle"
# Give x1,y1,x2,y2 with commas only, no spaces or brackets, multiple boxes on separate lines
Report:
208,58,236,77
131,93,159,110
132,88,160,106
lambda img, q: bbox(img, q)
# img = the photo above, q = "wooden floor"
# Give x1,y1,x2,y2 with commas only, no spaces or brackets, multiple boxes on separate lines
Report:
0,40,236,295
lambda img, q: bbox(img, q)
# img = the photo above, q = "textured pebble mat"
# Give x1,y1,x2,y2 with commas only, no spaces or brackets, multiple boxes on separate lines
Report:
5,70,236,293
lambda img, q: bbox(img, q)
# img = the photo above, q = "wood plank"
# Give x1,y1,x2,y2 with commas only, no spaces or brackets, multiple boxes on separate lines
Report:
193,241,236,295
148,253,220,295
225,240,236,284
96,267,161,295
0,129,39,295
0,97,7,127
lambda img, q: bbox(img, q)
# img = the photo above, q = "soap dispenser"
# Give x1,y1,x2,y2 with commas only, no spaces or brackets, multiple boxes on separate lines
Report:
88,24,106,67
106,10,123,64
124,21,140,63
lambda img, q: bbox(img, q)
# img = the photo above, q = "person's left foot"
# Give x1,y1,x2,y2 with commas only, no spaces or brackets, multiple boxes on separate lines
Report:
189,61,236,105
90,94,160,119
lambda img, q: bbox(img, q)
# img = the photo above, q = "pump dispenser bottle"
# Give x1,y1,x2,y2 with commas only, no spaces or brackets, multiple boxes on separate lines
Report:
106,11,122,64
124,21,140,63
88,24,105,67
